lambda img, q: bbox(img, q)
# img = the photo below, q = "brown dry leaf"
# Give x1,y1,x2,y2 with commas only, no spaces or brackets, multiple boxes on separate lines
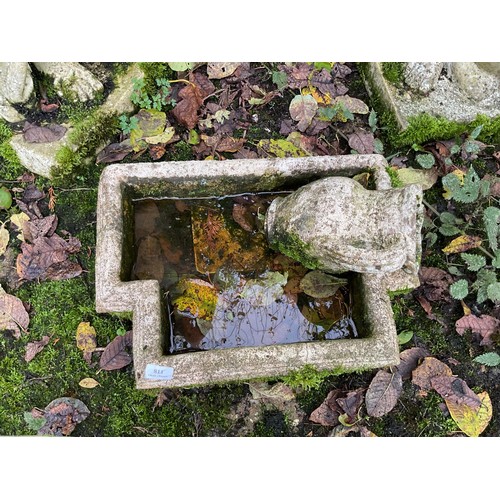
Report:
189,71,216,99
418,266,454,301
332,95,369,114
201,134,245,153
442,235,482,254
207,63,241,79
455,314,500,346
336,388,364,424
445,391,492,437
0,291,30,338
411,356,453,390
397,347,430,379
365,370,403,417
358,426,377,437
24,214,58,242
99,330,133,371
289,94,318,132
148,144,166,160
37,397,90,436
25,335,50,362
309,389,344,426
415,294,446,326
430,375,481,409
16,233,82,282
96,141,133,164
348,129,375,154
23,122,66,143
171,83,203,129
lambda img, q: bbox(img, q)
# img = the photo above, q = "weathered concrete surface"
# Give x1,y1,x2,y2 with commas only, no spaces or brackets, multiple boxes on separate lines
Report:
100,64,144,115
9,130,70,178
365,62,500,130
404,62,443,95
33,62,103,102
95,155,412,389
265,177,423,276
0,62,33,122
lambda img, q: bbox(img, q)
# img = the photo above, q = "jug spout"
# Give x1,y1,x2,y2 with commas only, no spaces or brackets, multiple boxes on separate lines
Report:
265,176,423,279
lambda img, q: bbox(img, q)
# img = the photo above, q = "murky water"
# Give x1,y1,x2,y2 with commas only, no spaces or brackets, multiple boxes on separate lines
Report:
131,193,358,353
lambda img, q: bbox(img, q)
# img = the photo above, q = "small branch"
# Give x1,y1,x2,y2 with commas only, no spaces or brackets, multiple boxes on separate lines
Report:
422,199,441,217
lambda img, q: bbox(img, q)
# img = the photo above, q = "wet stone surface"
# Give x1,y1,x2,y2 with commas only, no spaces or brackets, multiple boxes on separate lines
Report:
130,193,358,353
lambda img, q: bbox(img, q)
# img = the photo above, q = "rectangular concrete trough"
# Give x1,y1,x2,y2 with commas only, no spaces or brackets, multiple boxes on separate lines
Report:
95,155,404,389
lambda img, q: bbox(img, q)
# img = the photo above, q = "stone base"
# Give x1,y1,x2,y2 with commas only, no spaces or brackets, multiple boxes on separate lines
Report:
95,155,418,389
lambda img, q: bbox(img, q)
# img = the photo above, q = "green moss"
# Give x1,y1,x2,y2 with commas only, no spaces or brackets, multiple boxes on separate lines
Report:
166,140,194,161
0,120,24,180
269,231,320,270
138,63,175,97
386,166,404,188
359,63,500,149
53,110,120,184
282,364,332,391
381,62,405,85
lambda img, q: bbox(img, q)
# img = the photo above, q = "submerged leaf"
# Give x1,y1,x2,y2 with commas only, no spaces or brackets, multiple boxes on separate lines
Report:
172,278,218,320
240,271,288,307
300,271,347,299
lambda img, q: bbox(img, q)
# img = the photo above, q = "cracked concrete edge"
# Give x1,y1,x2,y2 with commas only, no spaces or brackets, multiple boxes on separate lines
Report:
95,155,402,389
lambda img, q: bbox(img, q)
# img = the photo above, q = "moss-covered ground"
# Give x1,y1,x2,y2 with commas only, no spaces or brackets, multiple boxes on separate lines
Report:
1,62,499,438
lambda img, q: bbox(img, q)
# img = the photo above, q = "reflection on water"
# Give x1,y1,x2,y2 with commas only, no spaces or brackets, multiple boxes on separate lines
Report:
131,193,358,354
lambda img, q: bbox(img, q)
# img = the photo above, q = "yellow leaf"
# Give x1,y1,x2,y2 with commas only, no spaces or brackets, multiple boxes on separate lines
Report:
301,86,332,105
443,169,464,199
442,235,482,254
445,391,492,437
79,377,100,389
0,221,9,257
461,300,471,316
10,212,30,241
76,322,97,353
145,127,176,145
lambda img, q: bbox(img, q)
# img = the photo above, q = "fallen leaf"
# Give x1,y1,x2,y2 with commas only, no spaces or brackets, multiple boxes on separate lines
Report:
358,426,377,437
189,71,216,98
309,389,344,426
336,388,364,424
300,270,347,299
24,335,50,362
145,127,176,145
23,214,58,242
76,322,97,353
397,347,429,379
257,138,308,158
0,291,30,338
0,221,9,256
348,129,375,154
232,204,254,232
79,377,100,389
201,134,245,153
16,233,82,282
332,95,369,114
442,235,482,254
148,144,166,160
99,330,133,371
96,141,133,164
455,314,500,346
171,83,203,129
207,62,241,79
418,266,454,301
445,391,492,437
395,167,438,190
37,397,90,436
9,212,30,241
365,370,403,417
248,381,295,403
289,94,318,132
39,99,59,113
411,357,453,390
23,122,66,143
430,375,481,408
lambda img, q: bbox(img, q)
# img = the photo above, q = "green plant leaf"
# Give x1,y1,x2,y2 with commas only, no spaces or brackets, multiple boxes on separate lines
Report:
483,206,500,253
473,352,500,367
470,125,483,139
493,250,500,269
23,411,46,431
474,269,497,303
397,330,414,345
272,71,288,91
487,282,500,302
442,167,480,203
450,279,469,300
439,212,462,225
168,62,194,72
439,224,461,236
368,109,378,131
461,253,486,271
416,154,435,169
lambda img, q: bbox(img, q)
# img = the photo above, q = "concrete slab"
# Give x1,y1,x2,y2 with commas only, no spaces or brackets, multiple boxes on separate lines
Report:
96,155,411,389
